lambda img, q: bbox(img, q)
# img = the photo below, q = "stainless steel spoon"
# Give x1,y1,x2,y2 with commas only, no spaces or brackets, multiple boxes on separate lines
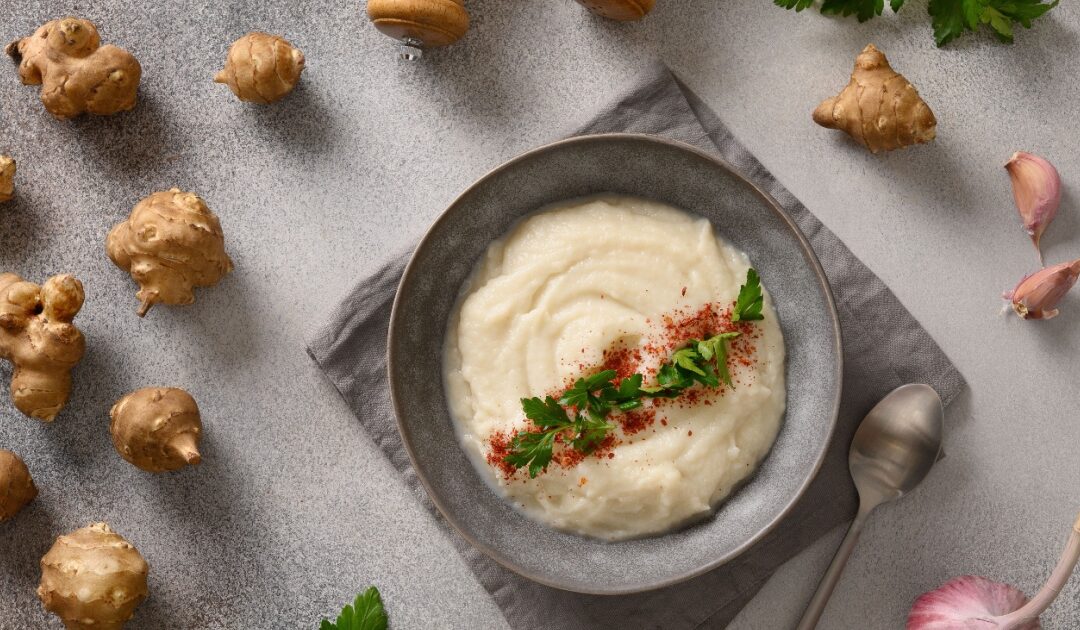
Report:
795,383,944,630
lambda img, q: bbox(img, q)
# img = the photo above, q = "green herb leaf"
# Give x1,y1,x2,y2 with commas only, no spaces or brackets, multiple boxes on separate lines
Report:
732,268,764,323
672,346,707,377
930,0,1057,46
505,430,558,478
521,396,573,430
320,586,388,630
773,0,818,12
572,409,613,452
775,0,1057,46
820,0,886,22
560,370,618,410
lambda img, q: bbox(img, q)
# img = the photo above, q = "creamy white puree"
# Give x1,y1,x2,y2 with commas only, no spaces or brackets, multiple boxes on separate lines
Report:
443,196,786,540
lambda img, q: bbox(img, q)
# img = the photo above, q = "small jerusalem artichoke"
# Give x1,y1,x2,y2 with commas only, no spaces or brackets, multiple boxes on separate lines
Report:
0,449,37,521
0,155,14,202
6,17,141,119
575,0,656,21
38,523,149,630
0,273,86,421
813,44,936,153
106,188,233,316
215,32,305,104
110,387,202,473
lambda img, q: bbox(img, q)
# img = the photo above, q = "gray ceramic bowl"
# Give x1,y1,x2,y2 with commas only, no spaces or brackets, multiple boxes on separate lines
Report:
388,134,842,594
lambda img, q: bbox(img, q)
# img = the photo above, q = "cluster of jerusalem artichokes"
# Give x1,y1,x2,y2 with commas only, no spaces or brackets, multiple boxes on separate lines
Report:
0,14,308,629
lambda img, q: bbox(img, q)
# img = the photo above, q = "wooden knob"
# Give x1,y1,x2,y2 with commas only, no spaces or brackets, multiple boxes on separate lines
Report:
367,0,470,49
575,0,656,21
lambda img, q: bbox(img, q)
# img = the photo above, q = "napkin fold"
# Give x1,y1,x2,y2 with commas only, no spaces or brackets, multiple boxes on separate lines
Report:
307,63,966,629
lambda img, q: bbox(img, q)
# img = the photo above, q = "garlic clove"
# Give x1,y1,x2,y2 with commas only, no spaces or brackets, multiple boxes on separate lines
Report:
1006,151,1062,264
1004,259,1080,320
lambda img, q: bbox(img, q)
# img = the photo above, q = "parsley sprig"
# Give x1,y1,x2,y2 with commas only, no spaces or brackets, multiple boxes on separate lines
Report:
774,0,1058,46
504,268,765,478
320,586,388,630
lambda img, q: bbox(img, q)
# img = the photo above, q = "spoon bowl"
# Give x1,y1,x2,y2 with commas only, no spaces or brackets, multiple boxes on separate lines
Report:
850,383,944,507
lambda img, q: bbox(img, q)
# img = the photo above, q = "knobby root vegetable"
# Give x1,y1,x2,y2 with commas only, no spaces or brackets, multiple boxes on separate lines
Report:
0,273,86,421
575,0,656,21
106,188,233,317
0,155,14,202
110,387,202,473
5,17,141,119
0,449,37,521
813,44,936,153
214,32,305,104
38,523,149,630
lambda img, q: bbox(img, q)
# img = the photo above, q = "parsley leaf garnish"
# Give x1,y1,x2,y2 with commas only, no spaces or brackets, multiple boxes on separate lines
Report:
775,0,1058,46
503,268,765,478
522,396,574,430
320,586,388,630
732,268,764,323
505,429,559,478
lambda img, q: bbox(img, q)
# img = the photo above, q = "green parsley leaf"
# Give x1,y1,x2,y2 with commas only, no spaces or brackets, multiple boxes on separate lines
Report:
698,332,740,387
672,346,706,377
775,0,1057,46
560,370,618,411
773,0,817,10
320,586,388,630
572,409,614,452
600,374,644,405
521,396,574,430
505,430,558,478
654,362,694,392
931,0,1058,46
732,268,764,323
820,0,886,22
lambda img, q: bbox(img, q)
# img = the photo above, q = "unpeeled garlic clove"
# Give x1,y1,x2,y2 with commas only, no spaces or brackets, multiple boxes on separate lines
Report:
1004,258,1080,320
1006,151,1061,263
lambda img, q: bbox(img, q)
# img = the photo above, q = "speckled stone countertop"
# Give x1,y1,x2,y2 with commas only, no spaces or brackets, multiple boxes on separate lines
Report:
1,1,1078,628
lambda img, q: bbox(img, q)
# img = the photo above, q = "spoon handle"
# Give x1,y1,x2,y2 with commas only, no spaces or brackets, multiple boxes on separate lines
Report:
795,506,871,630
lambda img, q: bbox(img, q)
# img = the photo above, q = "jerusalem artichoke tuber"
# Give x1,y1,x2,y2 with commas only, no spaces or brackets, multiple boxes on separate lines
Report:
0,155,14,202
110,387,202,473
575,0,656,21
0,273,85,421
5,17,141,119
813,44,936,153
106,188,233,317
38,523,149,630
367,0,470,56
0,449,37,521
215,33,305,104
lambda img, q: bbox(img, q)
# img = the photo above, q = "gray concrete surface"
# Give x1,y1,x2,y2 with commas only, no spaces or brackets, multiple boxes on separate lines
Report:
1,1,1078,628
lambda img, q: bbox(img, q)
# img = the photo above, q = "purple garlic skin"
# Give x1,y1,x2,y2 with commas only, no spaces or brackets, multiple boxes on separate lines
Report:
906,575,1037,630
1004,258,1080,320
1006,152,1061,264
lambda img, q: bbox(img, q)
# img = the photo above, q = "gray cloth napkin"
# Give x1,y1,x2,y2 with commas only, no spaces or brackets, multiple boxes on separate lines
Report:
306,63,966,630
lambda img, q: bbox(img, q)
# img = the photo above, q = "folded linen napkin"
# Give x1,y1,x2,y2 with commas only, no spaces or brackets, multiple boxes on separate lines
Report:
307,63,966,629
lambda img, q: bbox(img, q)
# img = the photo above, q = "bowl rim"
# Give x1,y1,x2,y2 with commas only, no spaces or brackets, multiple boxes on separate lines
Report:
387,132,843,594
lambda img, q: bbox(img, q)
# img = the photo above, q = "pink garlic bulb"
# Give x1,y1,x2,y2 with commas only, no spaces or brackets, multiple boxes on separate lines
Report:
1006,152,1061,265
1004,259,1080,320
908,511,1080,629
907,576,1037,629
